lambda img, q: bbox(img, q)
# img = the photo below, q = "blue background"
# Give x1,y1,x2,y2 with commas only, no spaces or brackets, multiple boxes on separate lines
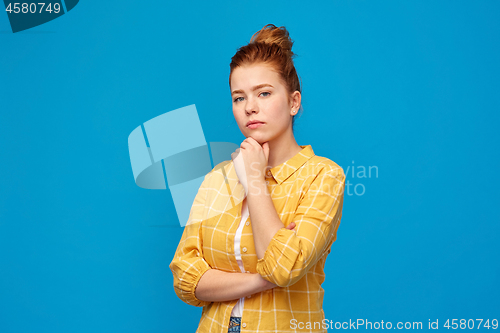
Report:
1,1,499,332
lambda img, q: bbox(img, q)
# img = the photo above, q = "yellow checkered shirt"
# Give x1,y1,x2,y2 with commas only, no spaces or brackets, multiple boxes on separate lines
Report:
169,145,346,332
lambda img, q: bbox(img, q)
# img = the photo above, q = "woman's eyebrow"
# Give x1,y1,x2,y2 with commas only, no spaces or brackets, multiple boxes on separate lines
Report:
231,83,274,95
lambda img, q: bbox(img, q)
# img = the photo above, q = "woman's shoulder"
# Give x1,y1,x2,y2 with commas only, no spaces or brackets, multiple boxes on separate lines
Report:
209,159,234,177
202,159,238,186
201,159,245,206
306,154,345,180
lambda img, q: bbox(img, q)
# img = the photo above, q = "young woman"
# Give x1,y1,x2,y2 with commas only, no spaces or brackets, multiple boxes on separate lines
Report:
170,24,346,333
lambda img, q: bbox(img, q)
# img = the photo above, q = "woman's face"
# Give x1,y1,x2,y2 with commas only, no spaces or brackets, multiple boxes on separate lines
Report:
230,63,297,145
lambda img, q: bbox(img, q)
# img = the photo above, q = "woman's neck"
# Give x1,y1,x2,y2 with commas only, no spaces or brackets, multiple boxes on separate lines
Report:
266,132,303,169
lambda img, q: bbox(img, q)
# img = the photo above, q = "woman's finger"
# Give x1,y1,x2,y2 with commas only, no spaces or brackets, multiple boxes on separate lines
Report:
244,137,260,150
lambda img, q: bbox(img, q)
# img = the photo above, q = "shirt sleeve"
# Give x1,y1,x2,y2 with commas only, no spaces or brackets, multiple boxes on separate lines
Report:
169,171,213,307
256,167,346,287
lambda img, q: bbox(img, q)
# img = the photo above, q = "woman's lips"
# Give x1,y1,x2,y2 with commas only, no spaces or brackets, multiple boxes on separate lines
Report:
247,122,265,129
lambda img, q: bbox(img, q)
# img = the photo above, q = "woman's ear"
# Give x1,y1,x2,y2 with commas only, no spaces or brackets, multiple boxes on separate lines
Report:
291,91,301,111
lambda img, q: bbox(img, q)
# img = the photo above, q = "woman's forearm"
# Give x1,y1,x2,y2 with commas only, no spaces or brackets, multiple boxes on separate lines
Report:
246,179,285,259
195,268,274,302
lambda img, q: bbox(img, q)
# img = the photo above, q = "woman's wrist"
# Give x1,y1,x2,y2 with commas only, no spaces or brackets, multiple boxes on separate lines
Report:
253,273,276,293
247,177,268,197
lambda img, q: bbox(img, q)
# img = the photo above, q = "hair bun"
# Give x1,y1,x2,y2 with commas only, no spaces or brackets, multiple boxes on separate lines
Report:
249,24,295,58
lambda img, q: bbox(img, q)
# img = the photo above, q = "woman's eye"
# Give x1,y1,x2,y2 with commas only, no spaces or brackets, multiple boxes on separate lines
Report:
234,97,244,102
260,92,270,97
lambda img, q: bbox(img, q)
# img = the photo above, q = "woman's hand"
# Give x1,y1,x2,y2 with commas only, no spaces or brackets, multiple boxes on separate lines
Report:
231,137,270,195
231,148,248,194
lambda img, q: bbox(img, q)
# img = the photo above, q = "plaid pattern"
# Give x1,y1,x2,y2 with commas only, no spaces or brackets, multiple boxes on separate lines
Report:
170,145,346,333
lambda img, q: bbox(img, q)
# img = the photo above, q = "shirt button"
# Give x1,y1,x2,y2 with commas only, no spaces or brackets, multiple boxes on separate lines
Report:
266,170,272,177
242,323,247,328
245,221,250,226
242,247,247,253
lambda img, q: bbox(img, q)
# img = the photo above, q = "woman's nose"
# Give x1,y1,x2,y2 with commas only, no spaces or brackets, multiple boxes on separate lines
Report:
245,98,258,115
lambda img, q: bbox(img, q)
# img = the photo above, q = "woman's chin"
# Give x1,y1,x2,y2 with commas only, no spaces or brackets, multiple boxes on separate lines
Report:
246,134,267,144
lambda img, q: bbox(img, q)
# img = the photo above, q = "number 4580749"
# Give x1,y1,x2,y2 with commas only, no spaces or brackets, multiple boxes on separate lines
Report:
443,319,498,329
5,3,62,14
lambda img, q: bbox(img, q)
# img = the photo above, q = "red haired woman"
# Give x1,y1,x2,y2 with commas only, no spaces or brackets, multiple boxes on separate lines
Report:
170,24,346,333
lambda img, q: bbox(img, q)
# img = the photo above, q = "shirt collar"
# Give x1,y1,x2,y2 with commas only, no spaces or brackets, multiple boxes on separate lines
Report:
266,145,315,185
